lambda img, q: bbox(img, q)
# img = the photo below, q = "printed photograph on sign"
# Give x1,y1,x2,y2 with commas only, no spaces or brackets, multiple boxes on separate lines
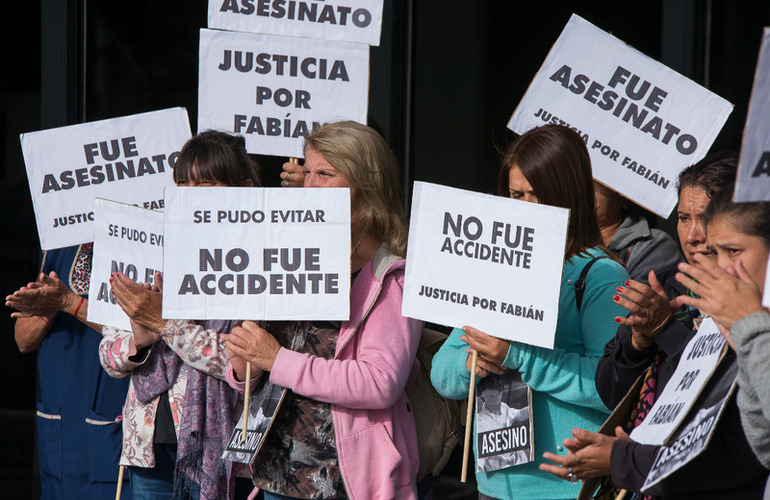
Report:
162,186,350,321
506,14,732,218
208,0,384,46
19,107,190,250
630,318,727,445
475,370,534,473
222,373,287,464
641,358,738,492
734,28,770,202
402,181,568,349
87,199,164,331
198,28,369,158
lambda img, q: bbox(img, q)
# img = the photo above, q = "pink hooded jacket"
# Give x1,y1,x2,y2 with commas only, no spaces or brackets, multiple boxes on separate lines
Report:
228,246,423,500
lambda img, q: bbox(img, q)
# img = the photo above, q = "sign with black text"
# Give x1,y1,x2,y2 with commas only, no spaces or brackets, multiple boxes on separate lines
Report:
222,374,287,464
735,28,770,202
198,28,369,158
87,199,164,331
475,370,534,472
402,182,568,349
641,358,738,492
19,108,190,250
208,0,384,46
507,14,732,218
162,186,350,320
630,318,727,445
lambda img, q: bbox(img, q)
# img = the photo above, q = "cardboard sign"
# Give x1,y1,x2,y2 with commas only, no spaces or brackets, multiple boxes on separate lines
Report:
162,186,350,321
222,373,287,464
735,28,770,202
507,14,732,218
87,199,164,331
630,318,726,445
475,370,534,472
208,0,384,46
19,108,190,250
641,357,738,492
402,182,568,349
198,28,369,158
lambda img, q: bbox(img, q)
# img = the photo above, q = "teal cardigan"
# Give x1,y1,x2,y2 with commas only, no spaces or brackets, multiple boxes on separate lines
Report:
431,247,630,499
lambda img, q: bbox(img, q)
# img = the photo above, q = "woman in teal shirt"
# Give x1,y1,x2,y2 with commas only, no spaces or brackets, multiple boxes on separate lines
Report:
431,124,629,500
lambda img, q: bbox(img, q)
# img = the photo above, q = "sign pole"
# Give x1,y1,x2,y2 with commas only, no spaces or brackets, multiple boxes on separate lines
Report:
242,361,252,442
461,349,478,482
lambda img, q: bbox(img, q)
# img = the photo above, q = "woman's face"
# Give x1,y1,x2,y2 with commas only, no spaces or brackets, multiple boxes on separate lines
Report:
508,165,538,204
303,147,352,190
677,186,711,263
707,216,769,287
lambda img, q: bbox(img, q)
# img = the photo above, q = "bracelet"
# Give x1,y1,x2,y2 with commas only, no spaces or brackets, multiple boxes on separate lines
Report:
72,296,85,316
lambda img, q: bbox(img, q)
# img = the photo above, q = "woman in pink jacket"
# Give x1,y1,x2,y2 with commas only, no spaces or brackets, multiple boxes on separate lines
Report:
225,121,423,500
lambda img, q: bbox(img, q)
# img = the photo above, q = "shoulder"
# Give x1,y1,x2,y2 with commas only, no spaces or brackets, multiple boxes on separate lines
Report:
568,248,629,284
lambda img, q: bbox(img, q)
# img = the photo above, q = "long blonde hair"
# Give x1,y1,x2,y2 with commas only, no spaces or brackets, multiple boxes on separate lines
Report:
305,121,408,257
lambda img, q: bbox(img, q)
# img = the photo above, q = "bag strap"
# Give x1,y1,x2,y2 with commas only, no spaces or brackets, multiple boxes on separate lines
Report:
574,255,608,313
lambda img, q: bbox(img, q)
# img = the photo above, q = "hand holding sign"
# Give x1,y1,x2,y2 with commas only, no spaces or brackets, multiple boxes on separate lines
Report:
539,427,631,482
226,321,282,374
460,326,509,377
614,270,674,349
281,159,305,187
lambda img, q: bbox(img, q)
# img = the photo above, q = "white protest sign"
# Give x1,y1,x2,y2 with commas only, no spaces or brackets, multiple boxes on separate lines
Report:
198,28,369,158
507,14,732,218
630,318,726,445
162,186,350,321
641,358,738,492
402,182,568,349
208,0,384,46
735,28,770,202
19,107,190,250
87,199,164,331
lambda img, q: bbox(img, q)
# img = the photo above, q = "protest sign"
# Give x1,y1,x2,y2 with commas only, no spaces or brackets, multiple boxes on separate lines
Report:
475,370,533,473
630,318,727,445
19,108,190,250
208,0,384,46
735,28,770,202
198,28,369,158
222,370,287,464
87,199,164,331
162,186,350,321
507,14,732,218
641,357,738,492
402,182,568,349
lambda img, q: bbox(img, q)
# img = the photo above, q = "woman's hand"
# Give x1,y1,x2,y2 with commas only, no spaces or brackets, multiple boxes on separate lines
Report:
111,272,166,333
130,318,162,350
281,161,305,187
615,270,673,350
6,271,77,318
225,321,281,374
539,426,630,481
460,325,509,377
674,255,764,333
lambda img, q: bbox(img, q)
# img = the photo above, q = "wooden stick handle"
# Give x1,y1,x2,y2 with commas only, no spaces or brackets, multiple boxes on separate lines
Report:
242,361,252,442
289,157,299,164
115,465,125,500
461,349,478,483
616,489,627,500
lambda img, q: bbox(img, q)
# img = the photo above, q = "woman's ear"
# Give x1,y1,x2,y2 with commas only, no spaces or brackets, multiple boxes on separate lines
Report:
241,179,254,187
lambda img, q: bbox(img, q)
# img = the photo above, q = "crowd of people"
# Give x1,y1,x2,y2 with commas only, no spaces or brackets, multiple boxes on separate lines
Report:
6,121,770,500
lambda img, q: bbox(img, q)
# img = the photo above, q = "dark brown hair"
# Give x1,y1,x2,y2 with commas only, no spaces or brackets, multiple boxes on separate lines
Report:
704,183,770,248
173,130,261,187
497,124,603,259
676,151,737,198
